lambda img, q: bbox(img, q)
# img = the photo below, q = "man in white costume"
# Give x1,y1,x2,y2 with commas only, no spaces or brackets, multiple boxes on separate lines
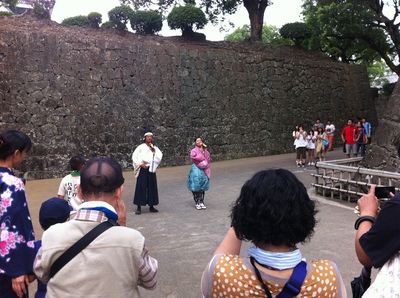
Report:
132,129,163,215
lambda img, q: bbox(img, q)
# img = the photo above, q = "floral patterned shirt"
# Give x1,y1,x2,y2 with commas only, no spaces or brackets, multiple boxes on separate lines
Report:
0,167,35,277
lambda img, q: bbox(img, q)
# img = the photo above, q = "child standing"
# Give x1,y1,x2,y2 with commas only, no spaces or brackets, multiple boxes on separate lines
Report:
34,198,70,298
57,155,86,211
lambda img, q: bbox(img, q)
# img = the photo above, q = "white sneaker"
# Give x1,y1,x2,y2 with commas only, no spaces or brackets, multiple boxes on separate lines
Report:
195,204,202,210
311,162,315,165
200,203,206,209
308,162,311,165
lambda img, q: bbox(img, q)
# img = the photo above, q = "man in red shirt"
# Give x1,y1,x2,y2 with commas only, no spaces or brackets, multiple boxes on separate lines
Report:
341,119,358,158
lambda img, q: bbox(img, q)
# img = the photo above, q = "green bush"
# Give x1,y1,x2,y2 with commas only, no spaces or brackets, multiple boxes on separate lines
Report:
0,11,14,17
108,5,134,30
167,5,207,37
101,21,117,29
279,22,312,48
130,10,162,35
192,32,206,40
88,12,102,28
61,15,90,27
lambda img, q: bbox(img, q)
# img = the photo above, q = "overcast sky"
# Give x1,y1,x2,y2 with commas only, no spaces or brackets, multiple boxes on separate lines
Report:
51,0,303,41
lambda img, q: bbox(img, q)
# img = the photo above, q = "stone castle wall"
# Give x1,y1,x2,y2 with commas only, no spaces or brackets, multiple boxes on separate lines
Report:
0,17,376,179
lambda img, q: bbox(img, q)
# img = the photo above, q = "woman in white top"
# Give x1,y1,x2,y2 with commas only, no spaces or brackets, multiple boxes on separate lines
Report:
295,125,308,167
325,120,335,151
306,129,316,165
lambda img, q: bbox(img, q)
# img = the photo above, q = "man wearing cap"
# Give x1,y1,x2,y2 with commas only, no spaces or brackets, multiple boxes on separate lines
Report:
33,157,158,298
132,129,163,215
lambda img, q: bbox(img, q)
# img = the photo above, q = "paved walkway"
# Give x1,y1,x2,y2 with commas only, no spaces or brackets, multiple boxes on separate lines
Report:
27,149,361,297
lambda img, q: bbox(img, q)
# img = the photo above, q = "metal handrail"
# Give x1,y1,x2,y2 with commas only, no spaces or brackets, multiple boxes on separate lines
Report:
312,158,400,202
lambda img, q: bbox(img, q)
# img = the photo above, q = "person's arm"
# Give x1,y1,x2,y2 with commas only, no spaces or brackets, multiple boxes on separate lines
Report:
138,245,158,290
57,180,66,199
33,246,50,284
355,185,379,267
354,131,361,142
11,274,31,298
212,227,242,257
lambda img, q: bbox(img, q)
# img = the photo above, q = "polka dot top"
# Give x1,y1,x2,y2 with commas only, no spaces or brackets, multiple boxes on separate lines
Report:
203,254,343,298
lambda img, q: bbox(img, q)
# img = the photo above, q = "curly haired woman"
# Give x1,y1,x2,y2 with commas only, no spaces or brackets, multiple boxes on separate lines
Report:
201,169,346,297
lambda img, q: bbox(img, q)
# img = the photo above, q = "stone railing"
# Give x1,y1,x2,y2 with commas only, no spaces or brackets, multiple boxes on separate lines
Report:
311,158,400,202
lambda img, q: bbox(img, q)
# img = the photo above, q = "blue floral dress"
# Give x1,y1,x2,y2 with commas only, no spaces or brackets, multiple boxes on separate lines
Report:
0,167,35,293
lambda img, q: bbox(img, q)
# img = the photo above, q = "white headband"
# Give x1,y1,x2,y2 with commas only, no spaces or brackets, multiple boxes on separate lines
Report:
144,132,153,137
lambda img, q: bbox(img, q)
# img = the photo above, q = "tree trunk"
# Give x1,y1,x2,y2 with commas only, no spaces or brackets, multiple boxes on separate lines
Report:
243,0,271,41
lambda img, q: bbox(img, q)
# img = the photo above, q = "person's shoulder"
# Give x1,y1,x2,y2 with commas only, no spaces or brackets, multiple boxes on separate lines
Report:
309,259,339,271
213,253,242,264
61,174,72,180
109,226,144,238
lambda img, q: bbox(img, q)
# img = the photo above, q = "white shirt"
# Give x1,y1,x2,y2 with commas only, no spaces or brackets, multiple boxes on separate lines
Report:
325,124,335,136
132,143,163,173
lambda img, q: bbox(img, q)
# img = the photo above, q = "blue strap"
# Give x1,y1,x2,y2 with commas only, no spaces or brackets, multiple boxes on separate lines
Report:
277,261,307,298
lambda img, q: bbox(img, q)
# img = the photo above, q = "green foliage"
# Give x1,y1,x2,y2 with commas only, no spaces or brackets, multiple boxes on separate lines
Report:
167,5,207,37
0,11,14,16
88,12,102,28
122,0,272,41
225,24,293,46
192,32,206,40
302,0,400,76
279,22,312,48
61,15,90,27
367,60,391,86
108,5,134,30
130,10,162,35
101,21,117,29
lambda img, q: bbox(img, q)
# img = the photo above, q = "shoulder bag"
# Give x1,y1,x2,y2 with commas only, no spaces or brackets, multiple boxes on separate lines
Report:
250,257,307,298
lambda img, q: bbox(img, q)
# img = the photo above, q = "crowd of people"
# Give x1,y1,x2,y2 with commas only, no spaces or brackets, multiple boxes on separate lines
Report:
0,119,383,297
292,117,372,166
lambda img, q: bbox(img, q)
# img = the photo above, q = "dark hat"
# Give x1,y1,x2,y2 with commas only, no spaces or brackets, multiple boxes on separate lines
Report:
81,157,125,193
39,197,70,230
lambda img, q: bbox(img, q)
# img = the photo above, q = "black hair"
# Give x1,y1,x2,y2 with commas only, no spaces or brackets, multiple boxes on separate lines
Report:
194,137,202,142
231,169,317,247
40,218,61,231
69,155,86,171
0,130,32,160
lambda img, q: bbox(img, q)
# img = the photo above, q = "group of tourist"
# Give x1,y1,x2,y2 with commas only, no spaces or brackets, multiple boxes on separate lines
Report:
292,118,333,167
293,117,372,166
341,117,372,158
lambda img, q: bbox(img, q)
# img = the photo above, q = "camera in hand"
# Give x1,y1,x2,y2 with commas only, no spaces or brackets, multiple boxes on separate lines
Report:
375,186,395,198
